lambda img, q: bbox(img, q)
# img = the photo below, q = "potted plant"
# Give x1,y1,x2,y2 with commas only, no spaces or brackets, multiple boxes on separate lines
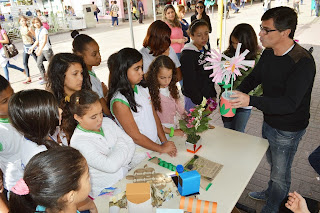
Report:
179,97,217,153
205,43,255,117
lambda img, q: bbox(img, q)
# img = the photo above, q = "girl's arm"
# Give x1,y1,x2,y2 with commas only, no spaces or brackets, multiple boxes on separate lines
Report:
99,98,111,116
36,33,48,56
171,38,186,44
0,31,9,44
27,27,35,38
113,101,176,156
176,67,183,82
163,126,185,136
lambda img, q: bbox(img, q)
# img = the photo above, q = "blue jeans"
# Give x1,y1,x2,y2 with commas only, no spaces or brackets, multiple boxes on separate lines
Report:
261,122,306,213
112,16,118,26
2,61,24,81
222,108,251,133
23,44,37,77
309,146,320,175
184,96,196,113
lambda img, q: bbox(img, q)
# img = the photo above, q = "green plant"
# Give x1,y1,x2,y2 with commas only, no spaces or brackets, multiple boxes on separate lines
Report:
179,97,217,144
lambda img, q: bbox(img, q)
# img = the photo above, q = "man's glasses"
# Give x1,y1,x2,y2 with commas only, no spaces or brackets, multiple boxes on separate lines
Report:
260,25,277,34
196,6,204,9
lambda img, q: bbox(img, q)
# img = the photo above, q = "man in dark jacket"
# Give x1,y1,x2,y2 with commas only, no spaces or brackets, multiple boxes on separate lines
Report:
230,6,316,213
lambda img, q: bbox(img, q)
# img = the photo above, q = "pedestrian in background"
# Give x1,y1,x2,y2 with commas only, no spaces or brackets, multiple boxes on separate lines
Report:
138,0,144,24
92,1,99,23
110,1,119,27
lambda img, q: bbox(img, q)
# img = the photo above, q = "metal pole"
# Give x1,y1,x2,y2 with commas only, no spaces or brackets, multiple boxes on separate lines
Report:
153,0,157,21
126,0,135,48
222,0,227,50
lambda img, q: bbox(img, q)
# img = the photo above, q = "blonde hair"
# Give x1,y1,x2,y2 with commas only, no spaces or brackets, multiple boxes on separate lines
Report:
162,4,181,28
32,17,43,26
177,5,185,12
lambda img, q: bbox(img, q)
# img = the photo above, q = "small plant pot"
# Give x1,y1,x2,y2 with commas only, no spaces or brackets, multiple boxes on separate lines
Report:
185,137,202,154
220,91,236,117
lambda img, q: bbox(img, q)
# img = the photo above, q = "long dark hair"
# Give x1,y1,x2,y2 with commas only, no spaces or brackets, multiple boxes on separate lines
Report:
107,48,144,113
194,1,207,16
9,146,88,213
70,90,100,118
146,55,179,112
224,23,259,60
46,53,92,144
0,74,9,93
8,89,60,149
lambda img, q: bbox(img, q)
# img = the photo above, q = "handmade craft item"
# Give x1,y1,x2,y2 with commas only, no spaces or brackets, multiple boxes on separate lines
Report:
126,183,152,213
178,170,201,196
205,43,255,117
179,196,217,213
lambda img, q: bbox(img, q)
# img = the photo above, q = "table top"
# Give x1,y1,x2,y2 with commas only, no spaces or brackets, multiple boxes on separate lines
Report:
94,126,269,213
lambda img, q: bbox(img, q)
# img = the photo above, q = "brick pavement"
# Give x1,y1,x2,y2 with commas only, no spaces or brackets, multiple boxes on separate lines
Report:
1,1,319,212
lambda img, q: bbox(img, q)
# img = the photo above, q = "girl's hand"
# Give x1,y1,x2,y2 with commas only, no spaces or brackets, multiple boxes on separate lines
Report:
36,49,42,56
160,141,177,157
285,191,310,213
183,37,188,42
174,129,185,137
27,48,33,54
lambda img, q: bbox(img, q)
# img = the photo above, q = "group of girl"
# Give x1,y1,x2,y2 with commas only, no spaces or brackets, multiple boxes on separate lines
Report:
0,15,52,84
0,9,262,211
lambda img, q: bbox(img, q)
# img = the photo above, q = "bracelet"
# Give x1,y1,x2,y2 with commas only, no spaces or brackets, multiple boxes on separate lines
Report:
169,127,175,137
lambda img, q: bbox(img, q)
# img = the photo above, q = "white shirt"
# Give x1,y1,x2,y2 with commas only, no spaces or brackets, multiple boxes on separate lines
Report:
110,85,159,167
70,118,135,197
35,27,51,50
19,137,47,170
89,70,104,99
140,46,181,73
0,119,24,190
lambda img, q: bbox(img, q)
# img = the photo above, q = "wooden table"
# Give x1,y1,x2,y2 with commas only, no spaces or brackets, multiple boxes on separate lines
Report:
94,126,269,213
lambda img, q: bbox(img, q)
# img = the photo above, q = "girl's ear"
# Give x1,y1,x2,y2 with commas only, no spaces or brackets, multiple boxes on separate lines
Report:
65,190,75,204
74,114,82,124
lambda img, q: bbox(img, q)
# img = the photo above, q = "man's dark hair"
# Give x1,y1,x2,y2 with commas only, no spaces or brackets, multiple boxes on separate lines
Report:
261,6,297,39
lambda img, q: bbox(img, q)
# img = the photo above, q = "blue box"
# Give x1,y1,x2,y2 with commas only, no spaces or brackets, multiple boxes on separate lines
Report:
177,170,200,196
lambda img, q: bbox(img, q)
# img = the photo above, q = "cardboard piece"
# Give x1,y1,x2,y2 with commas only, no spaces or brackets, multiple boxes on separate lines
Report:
126,183,152,213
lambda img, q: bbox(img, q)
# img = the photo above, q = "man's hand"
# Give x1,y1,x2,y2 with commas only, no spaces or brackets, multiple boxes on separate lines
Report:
229,91,250,108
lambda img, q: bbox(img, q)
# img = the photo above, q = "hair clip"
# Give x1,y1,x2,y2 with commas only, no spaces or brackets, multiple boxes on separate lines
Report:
76,97,80,104
65,96,70,102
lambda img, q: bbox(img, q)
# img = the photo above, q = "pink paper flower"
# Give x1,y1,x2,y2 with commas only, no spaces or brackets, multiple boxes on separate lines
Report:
189,108,195,112
186,123,194,128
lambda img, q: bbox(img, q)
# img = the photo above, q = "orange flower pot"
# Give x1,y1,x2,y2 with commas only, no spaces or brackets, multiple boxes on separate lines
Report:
220,91,236,117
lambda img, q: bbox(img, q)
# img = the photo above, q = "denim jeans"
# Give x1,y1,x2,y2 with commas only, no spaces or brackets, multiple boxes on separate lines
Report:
23,44,37,77
184,96,196,113
112,16,118,26
2,61,24,81
222,108,252,133
261,121,306,213
37,48,53,79
309,146,320,175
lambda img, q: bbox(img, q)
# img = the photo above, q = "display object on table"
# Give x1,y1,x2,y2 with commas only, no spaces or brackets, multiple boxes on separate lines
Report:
179,196,217,213
179,97,217,153
205,43,255,117
177,170,200,196
156,209,184,213
126,182,153,213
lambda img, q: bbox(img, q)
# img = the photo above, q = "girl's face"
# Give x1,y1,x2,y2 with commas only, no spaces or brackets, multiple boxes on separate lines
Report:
231,36,239,50
82,41,101,68
19,18,27,27
127,59,143,87
179,9,185,19
191,25,209,50
196,3,204,14
33,20,41,29
157,67,173,88
75,101,103,132
73,163,91,204
37,11,41,16
64,63,84,96
165,8,176,21
0,86,13,118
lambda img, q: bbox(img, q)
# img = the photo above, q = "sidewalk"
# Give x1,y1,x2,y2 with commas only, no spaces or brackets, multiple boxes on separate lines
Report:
2,1,319,211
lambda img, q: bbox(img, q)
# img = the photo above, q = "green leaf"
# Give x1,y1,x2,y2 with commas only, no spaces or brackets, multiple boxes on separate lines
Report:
232,108,236,114
197,124,209,132
222,84,232,89
220,104,230,115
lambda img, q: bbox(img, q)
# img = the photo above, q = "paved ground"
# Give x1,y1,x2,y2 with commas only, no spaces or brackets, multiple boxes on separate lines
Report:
2,1,319,212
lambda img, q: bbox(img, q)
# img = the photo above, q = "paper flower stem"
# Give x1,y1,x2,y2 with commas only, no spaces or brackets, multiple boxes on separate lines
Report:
231,74,234,93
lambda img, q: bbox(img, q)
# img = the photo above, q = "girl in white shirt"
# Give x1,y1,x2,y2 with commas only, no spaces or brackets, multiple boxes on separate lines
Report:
8,89,60,169
107,48,177,167
69,90,135,197
71,30,110,116
28,17,54,85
